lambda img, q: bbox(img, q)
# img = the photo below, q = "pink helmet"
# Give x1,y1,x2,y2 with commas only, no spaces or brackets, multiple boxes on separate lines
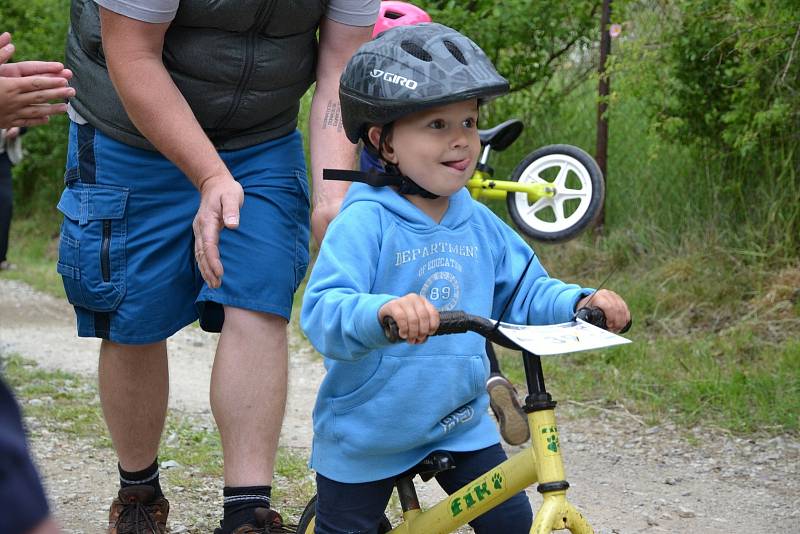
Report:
372,1,432,38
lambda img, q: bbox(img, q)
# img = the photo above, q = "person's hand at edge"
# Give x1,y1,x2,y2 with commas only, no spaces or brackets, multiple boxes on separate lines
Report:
378,294,440,344
0,32,74,128
576,289,630,333
192,173,243,289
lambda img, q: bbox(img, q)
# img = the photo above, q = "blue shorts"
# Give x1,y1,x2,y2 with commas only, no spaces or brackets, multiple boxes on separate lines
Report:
57,122,310,344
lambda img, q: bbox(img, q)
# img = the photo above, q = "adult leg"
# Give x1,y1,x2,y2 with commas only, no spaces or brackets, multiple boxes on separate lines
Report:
100,340,171,534
98,340,169,471
57,122,200,533
210,307,288,486
201,131,310,532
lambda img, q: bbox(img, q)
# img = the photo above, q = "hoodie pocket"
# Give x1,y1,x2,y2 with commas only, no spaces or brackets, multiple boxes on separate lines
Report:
56,183,129,312
331,353,485,457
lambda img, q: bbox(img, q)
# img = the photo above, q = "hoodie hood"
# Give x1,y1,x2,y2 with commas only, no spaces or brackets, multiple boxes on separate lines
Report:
340,181,475,231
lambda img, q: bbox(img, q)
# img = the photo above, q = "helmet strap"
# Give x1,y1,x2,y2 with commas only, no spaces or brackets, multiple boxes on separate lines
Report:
323,165,439,199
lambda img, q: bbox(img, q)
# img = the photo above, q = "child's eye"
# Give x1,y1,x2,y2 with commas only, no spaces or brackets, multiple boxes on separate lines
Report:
463,117,477,128
429,119,446,129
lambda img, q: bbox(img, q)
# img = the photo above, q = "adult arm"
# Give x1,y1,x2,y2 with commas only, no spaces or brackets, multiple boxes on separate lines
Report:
98,9,241,288
0,32,74,128
308,18,373,245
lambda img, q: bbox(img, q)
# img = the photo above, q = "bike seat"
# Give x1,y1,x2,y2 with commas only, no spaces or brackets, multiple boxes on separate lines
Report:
398,451,457,482
478,119,524,151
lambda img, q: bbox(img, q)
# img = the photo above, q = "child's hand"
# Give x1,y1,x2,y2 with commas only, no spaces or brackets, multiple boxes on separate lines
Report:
576,289,630,333
378,294,440,345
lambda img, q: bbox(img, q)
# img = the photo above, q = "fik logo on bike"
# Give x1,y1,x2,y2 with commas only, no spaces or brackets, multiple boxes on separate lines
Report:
450,469,505,518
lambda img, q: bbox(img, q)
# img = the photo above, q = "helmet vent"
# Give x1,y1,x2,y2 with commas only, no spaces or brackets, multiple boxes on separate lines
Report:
443,40,468,65
401,40,433,62
385,10,403,20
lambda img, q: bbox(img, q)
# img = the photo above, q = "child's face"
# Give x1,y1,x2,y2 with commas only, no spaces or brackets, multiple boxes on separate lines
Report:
373,99,480,197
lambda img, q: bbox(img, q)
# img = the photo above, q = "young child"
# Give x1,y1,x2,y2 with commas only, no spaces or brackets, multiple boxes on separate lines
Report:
361,0,531,448
301,23,630,534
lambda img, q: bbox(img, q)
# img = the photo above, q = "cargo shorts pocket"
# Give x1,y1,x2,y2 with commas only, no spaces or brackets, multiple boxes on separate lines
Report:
56,183,129,312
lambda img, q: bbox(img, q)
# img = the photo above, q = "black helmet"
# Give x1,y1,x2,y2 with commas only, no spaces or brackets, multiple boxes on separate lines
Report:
340,22,510,145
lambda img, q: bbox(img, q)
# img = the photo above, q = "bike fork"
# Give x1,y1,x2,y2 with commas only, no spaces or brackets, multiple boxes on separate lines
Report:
524,351,594,534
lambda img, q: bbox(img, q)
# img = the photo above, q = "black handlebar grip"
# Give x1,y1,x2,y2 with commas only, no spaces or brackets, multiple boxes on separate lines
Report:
575,306,607,329
383,316,401,343
576,306,632,334
435,311,471,335
382,310,473,343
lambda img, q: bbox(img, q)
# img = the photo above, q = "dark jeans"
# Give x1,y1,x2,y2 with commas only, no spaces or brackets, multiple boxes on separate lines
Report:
314,443,533,534
0,154,12,263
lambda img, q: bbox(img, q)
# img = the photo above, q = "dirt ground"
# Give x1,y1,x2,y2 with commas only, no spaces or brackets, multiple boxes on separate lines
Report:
1,278,797,533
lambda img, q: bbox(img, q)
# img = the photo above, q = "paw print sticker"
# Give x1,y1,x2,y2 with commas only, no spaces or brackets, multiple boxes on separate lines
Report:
492,472,503,490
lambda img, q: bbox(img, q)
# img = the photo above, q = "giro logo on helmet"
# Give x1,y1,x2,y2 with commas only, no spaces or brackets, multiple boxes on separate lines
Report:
370,69,419,90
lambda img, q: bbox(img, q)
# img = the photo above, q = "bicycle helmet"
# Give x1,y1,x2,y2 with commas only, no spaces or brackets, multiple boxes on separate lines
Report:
373,1,432,38
340,22,510,146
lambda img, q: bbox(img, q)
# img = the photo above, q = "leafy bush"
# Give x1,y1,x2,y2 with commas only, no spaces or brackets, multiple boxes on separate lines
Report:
1,0,71,225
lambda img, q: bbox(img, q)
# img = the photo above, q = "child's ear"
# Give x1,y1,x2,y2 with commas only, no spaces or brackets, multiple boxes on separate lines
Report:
368,125,398,165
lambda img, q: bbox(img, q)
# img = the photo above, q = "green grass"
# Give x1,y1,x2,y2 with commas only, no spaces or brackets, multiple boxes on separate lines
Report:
1,214,65,297
495,231,800,435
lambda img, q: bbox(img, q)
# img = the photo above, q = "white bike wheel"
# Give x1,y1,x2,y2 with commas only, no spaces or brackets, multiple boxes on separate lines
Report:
506,144,604,242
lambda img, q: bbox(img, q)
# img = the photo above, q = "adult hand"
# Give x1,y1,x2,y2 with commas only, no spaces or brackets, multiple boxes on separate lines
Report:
192,175,243,288
576,289,630,333
0,33,74,128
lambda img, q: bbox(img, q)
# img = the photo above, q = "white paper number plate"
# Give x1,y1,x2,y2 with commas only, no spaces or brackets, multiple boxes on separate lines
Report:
496,319,631,356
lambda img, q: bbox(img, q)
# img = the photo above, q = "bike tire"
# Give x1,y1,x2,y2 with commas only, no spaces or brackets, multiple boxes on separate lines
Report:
506,144,604,242
297,495,393,534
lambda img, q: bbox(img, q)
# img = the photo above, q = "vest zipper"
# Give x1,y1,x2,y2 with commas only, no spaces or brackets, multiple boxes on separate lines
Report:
101,220,111,282
216,1,278,131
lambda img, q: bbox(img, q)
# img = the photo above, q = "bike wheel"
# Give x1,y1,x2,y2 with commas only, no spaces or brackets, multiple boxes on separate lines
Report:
506,144,604,242
297,495,393,534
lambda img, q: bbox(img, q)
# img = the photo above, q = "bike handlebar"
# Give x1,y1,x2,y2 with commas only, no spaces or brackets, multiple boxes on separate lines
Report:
382,307,629,347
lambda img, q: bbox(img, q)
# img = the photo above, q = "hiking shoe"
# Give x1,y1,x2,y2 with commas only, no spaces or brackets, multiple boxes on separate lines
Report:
486,372,530,446
108,486,169,534
214,508,296,534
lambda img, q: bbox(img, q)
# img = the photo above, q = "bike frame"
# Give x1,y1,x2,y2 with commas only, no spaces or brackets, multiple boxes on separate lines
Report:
466,146,556,203
387,350,593,534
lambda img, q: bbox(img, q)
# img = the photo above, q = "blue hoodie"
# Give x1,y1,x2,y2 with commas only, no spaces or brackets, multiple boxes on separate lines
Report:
301,183,590,483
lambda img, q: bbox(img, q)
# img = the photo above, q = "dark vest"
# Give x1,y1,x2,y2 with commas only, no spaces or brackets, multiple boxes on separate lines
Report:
66,0,327,151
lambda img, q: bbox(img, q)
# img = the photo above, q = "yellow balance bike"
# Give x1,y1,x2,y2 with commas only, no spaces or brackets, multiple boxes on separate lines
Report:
297,307,630,534
468,119,604,243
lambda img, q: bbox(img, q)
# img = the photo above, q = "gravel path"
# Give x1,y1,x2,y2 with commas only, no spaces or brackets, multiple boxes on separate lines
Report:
1,278,797,533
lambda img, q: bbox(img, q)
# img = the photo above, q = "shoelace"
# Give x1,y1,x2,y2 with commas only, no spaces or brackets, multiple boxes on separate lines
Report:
114,500,161,534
